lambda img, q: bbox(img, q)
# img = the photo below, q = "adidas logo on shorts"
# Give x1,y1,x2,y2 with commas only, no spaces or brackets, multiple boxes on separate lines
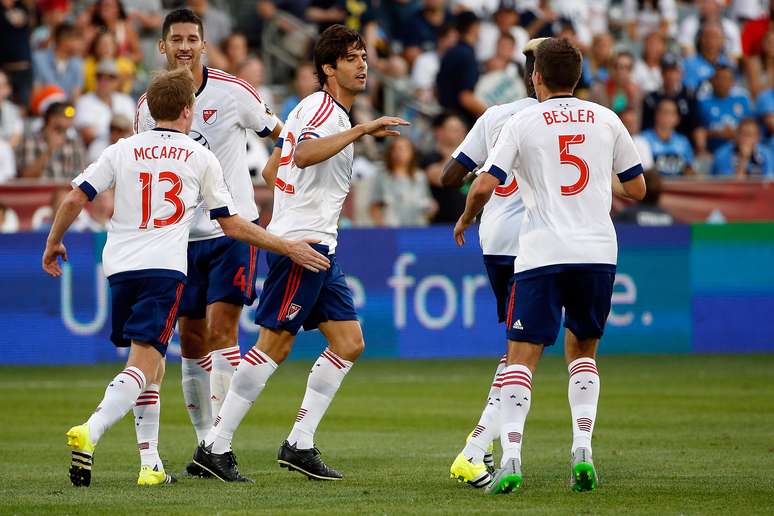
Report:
512,319,524,330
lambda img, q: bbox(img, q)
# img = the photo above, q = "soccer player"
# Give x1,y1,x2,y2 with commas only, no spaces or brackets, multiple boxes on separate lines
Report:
443,38,545,489
43,68,329,488
192,25,409,482
455,38,646,494
134,9,283,476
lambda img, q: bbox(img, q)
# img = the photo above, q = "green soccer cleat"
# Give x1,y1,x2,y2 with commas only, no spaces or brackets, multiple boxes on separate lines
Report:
450,452,492,488
66,424,95,487
137,464,177,486
571,447,598,492
484,458,523,495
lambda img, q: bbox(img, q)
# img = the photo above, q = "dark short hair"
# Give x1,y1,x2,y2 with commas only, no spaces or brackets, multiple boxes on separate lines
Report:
43,102,72,125
524,50,536,98
313,25,366,89
53,22,78,44
146,68,196,122
431,112,463,129
162,8,204,41
455,11,479,35
535,38,582,92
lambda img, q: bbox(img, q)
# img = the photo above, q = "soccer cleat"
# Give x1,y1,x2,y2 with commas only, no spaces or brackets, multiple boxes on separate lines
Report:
485,458,523,495
277,440,343,480
66,424,95,487
181,459,213,478
465,430,496,475
137,464,177,485
450,452,492,488
571,447,598,492
192,443,254,483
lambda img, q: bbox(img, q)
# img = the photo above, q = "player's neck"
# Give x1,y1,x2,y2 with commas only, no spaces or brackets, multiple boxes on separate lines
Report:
155,119,188,133
192,64,205,90
322,83,355,111
542,91,574,101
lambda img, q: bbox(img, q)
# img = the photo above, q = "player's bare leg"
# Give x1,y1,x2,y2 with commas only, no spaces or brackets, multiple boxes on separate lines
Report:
133,358,176,485
279,320,363,480
564,330,600,492
486,341,542,494
67,341,162,487
205,302,243,417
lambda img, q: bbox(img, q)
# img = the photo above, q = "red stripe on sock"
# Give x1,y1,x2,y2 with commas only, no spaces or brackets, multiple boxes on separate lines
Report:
500,380,532,390
119,369,143,389
322,348,346,368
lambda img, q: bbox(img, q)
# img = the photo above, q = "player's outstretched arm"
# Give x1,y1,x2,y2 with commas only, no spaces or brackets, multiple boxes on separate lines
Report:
453,172,499,246
218,214,330,272
42,188,89,277
293,116,409,169
262,146,281,189
441,159,475,188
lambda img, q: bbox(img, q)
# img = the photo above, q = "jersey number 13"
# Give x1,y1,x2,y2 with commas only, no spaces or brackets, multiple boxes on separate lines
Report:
138,171,186,229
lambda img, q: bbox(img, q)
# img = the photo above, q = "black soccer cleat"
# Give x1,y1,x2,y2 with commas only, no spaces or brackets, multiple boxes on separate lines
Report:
192,443,254,483
182,459,213,478
69,451,93,487
277,440,343,481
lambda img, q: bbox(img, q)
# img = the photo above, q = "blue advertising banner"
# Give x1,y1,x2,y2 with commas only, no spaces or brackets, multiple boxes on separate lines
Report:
0,224,769,365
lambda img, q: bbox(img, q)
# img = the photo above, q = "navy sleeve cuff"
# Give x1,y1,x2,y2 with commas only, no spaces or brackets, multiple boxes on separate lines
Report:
454,152,477,172
484,165,507,185
78,181,97,201
617,164,644,183
256,127,272,138
299,132,320,141
209,206,233,219
274,137,284,149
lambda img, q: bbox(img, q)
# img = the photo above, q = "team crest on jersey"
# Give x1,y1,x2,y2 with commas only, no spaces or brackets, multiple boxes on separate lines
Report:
203,109,218,125
286,303,302,321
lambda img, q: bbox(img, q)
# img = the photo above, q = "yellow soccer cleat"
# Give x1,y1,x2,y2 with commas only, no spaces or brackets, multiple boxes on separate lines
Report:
450,452,493,488
66,424,95,487
466,430,496,473
137,465,177,486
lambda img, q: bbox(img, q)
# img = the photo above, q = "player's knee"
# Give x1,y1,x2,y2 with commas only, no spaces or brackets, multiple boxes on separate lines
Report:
336,334,365,362
207,323,238,349
179,326,208,358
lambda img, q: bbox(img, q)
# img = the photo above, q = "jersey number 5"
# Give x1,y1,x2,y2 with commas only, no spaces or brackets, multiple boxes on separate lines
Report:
139,171,185,229
558,134,589,196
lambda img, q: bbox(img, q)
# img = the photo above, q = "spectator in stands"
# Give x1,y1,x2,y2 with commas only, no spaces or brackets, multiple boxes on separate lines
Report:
712,118,774,177
412,24,457,103
370,136,435,227
401,0,453,64
89,0,142,64
0,139,15,182
758,86,774,148
580,32,613,90
623,0,677,41
614,170,675,226
305,0,347,34
87,112,132,162
32,22,84,101
696,64,753,153
744,29,774,100
0,70,23,149
589,50,642,116
641,99,695,176
421,112,468,224
0,202,20,232
222,32,249,75
475,32,526,107
682,21,734,93
73,59,134,152
238,56,275,110
642,53,700,140
679,0,742,61
619,107,654,171
437,11,486,126
633,31,667,95
279,62,317,123
0,0,34,107
476,1,528,66
188,0,231,68
16,101,85,180
124,0,164,73
83,30,136,94
31,0,72,50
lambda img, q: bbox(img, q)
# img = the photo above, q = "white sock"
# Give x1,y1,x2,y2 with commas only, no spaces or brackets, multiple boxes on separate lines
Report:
462,355,506,463
210,345,241,417
181,356,212,443
87,366,146,444
204,346,277,454
567,358,600,454
499,364,532,466
133,384,162,469
286,348,353,450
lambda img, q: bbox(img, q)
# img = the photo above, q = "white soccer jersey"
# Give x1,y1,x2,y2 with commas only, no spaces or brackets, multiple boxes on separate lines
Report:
135,66,278,241
451,97,538,257
72,128,235,279
482,96,643,275
267,91,353,253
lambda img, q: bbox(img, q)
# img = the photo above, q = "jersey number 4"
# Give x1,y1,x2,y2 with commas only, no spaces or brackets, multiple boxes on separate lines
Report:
558,134,589,196
139,171,185,229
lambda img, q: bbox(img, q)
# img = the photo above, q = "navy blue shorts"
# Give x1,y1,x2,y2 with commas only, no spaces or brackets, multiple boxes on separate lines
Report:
109,271,186,356
505,265,616,346
254,244,358,335
178,233,260,319
483,255,515,323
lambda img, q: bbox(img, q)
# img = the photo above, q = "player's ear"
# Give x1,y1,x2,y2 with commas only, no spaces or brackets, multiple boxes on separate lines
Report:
322,63,335,79
159,39,166,55
201,40,207,54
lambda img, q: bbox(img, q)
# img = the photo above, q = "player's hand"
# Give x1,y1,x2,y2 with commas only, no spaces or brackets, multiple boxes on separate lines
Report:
361,116,410,138
286,239,331,272
42,242,68,277
454,218,470,247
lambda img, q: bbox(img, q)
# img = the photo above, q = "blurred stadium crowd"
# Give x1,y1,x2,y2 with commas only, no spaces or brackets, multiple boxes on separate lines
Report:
0,0,773,233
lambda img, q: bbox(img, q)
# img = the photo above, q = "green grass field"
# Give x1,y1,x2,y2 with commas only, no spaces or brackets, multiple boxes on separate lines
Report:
1,355,773,515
